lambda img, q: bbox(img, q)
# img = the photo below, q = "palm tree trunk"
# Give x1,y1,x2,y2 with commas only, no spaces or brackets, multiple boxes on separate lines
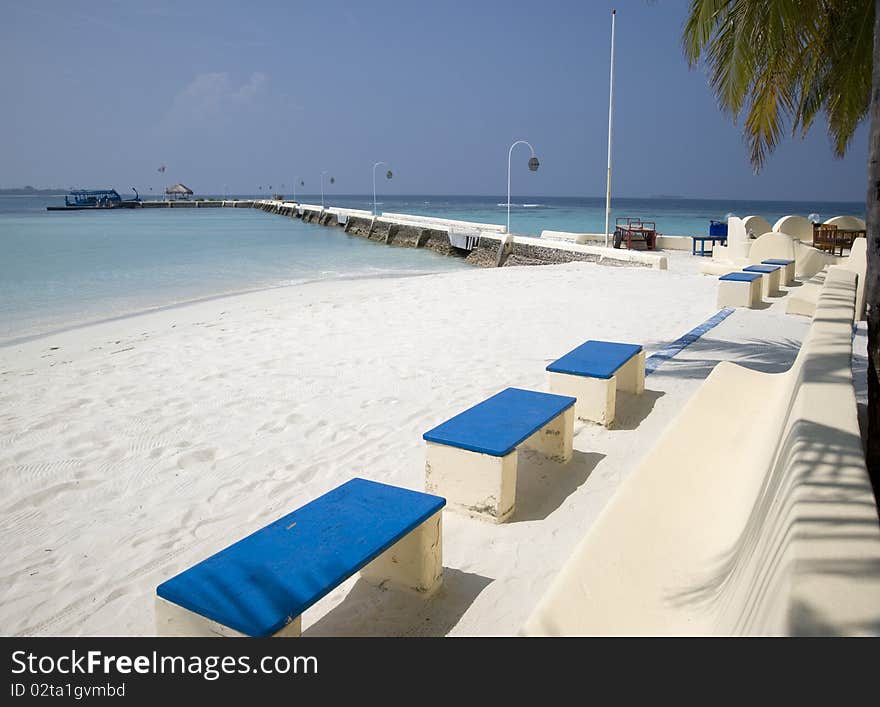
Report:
866,0,880,499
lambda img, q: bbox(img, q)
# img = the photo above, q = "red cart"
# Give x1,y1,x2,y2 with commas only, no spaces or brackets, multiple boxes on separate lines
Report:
613,217,657,250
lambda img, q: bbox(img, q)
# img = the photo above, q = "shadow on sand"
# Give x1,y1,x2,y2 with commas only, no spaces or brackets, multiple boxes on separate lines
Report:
611,389,665,431
511,449,605,523
644,336,804,381
304,568,493,637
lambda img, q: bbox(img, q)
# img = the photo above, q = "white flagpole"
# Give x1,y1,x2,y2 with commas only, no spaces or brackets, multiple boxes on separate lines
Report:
604,9,616,248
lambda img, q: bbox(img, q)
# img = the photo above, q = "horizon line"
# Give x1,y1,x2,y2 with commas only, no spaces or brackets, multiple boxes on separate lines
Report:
0,189,866,205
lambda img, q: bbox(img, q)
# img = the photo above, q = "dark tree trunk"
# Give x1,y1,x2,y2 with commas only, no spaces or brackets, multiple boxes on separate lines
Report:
866,0,880,500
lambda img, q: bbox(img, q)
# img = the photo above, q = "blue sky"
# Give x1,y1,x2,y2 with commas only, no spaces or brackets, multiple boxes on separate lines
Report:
0,0,869,201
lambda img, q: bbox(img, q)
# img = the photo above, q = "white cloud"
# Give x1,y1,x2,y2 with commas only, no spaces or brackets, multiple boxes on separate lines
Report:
159,72,268,132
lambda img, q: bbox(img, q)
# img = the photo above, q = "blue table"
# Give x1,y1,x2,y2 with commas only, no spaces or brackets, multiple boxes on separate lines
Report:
157,478,446,636
692,235,728,256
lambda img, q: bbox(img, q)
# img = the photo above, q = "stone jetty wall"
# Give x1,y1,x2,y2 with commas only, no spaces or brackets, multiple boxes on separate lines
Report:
171,199,666,270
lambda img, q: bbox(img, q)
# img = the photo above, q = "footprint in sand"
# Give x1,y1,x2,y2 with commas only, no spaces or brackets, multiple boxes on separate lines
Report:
176,448,217,470
258,419,288,434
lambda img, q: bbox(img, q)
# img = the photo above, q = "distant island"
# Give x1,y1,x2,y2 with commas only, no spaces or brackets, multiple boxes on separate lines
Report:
0,186,67,195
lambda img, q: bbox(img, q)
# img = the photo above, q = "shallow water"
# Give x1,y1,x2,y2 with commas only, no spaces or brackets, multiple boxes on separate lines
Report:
0,193,863,343
0,196,468,343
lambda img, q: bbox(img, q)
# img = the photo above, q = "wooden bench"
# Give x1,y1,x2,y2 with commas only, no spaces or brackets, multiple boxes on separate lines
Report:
423,387,575,523
522,267,880,635
546,341,645,427
155,478,445,637
742,263,782,297
717,271,762,308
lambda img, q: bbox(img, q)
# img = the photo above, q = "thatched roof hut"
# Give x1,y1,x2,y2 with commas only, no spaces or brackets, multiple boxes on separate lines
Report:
165,183,193,199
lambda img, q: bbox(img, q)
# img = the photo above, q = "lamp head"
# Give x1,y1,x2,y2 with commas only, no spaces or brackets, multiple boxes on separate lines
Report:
528,156,540,172
386,170,393,180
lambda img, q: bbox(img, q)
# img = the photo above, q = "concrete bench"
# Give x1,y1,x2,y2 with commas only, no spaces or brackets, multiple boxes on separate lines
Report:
787,238,867,321
155,478,445,637
761,258,796,286
717,271,762,308
423,387,575,523
522,267,880,636
546,341,645,427
742,263,781,297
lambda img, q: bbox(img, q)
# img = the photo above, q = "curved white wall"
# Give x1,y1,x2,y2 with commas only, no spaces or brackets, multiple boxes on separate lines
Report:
742,215,772,238
773,215,814,243
824,215,866,231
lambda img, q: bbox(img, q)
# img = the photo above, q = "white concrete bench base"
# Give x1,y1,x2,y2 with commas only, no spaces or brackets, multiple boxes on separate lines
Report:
749,269,780,297
775,262,796,285
425,442,517,522
521,406,574,461
360,511,444,595
717,278,762,308
156,597,304,637
424,407,573,523
548,351,645,427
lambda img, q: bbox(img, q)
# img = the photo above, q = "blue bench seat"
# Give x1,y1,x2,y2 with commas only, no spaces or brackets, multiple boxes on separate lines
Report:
156,478,446,637
743,264,780,274
761,259,794,266
423,388,576,522
719,271,762,282
546,340,642,379
423,387,575,457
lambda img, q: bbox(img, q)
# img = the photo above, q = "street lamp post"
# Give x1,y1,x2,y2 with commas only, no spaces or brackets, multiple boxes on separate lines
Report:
604,9,617,247
506,140,540,235
320,171,335,209
372,161,393,216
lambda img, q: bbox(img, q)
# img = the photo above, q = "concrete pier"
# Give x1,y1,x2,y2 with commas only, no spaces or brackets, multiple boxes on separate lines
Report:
137,198,667,270
140,199,256,209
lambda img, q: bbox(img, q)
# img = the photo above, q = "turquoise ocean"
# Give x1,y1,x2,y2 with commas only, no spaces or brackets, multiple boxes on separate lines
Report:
0,193,863,344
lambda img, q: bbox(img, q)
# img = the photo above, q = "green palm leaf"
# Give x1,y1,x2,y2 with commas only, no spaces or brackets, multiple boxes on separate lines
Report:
683,0,873,169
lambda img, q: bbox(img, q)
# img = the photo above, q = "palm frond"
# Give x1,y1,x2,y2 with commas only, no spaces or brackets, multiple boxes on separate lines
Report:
682,0,873,170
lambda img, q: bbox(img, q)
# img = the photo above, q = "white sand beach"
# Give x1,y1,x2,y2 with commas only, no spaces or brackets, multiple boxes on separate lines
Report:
4,253,861,637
